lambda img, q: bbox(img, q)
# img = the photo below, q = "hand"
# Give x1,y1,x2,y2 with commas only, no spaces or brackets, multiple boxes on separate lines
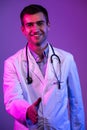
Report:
26,97,41,124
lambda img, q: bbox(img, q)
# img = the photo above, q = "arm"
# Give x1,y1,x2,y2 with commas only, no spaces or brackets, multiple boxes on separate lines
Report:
67,56,85,130
3,59,29,126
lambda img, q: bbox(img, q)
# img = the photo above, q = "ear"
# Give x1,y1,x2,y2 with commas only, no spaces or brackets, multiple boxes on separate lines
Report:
47,22,50,31
21,26,25,33
21,26,27,37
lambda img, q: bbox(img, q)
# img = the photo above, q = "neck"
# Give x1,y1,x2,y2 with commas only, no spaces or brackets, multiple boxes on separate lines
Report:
28,42,48,56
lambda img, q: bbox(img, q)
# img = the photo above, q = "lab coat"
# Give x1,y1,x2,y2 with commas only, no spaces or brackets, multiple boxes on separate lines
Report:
3,44,85,130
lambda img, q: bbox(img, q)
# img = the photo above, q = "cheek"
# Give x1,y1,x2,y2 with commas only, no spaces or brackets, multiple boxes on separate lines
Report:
22,27,30,36
24,28,30,35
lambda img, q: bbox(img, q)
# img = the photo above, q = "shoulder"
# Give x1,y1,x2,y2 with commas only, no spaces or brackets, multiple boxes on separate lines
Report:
55,47,73,57
4,47,26,64
53,47,74,62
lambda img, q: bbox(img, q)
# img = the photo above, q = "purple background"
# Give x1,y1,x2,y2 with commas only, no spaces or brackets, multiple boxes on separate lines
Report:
0,0,87,129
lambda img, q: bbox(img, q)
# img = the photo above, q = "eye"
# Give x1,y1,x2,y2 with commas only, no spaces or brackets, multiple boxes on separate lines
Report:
26,22,33,27
37,21,45,26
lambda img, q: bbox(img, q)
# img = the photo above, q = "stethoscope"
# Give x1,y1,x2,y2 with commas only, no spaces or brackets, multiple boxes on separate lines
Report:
26,43,61,89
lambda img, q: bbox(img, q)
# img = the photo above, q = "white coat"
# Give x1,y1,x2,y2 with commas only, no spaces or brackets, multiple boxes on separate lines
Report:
3,44,85,130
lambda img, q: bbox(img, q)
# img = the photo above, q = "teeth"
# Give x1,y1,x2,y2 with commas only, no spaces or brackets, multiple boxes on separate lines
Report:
34,34,40,36
31,33,41,36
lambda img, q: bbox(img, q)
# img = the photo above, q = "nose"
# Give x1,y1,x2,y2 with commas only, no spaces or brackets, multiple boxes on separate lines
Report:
33,23,39,32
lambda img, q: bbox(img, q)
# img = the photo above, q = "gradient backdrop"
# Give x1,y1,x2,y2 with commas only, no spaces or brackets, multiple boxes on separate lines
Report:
0,0,87,129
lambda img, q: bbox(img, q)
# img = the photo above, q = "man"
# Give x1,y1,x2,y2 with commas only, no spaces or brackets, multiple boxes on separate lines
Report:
3,4,85,130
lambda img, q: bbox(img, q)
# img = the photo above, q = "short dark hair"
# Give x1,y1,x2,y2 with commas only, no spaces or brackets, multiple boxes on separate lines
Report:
20,4,49,26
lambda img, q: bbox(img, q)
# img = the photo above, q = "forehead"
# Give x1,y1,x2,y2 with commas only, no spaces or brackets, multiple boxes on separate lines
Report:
23,12,46,23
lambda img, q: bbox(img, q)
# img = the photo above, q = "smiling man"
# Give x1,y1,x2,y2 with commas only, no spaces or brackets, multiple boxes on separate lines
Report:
3,4,85,130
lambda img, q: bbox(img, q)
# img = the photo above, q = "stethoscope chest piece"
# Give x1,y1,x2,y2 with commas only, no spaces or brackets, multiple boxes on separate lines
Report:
26,76,33,84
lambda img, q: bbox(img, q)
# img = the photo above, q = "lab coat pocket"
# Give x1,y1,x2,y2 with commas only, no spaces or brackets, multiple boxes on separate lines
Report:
53,81,63,103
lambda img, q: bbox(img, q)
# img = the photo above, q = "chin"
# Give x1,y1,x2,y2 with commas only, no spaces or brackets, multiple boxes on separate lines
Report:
35,42,42,46
36,43,41,46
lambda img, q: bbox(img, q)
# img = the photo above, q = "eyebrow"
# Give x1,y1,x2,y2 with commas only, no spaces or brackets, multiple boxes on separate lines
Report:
25,20,46,25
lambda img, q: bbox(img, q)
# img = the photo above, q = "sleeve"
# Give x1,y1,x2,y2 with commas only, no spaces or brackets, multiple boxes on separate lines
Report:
3,59,29,127
67,56,85,130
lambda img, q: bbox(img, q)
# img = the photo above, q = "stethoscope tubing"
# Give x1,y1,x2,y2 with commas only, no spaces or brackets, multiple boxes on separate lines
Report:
26,43,61,89
50,44,61,89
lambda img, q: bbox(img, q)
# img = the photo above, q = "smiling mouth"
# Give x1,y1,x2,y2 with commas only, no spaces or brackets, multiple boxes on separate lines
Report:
31,31,42,36
31,34,42,39
34,34,40,36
